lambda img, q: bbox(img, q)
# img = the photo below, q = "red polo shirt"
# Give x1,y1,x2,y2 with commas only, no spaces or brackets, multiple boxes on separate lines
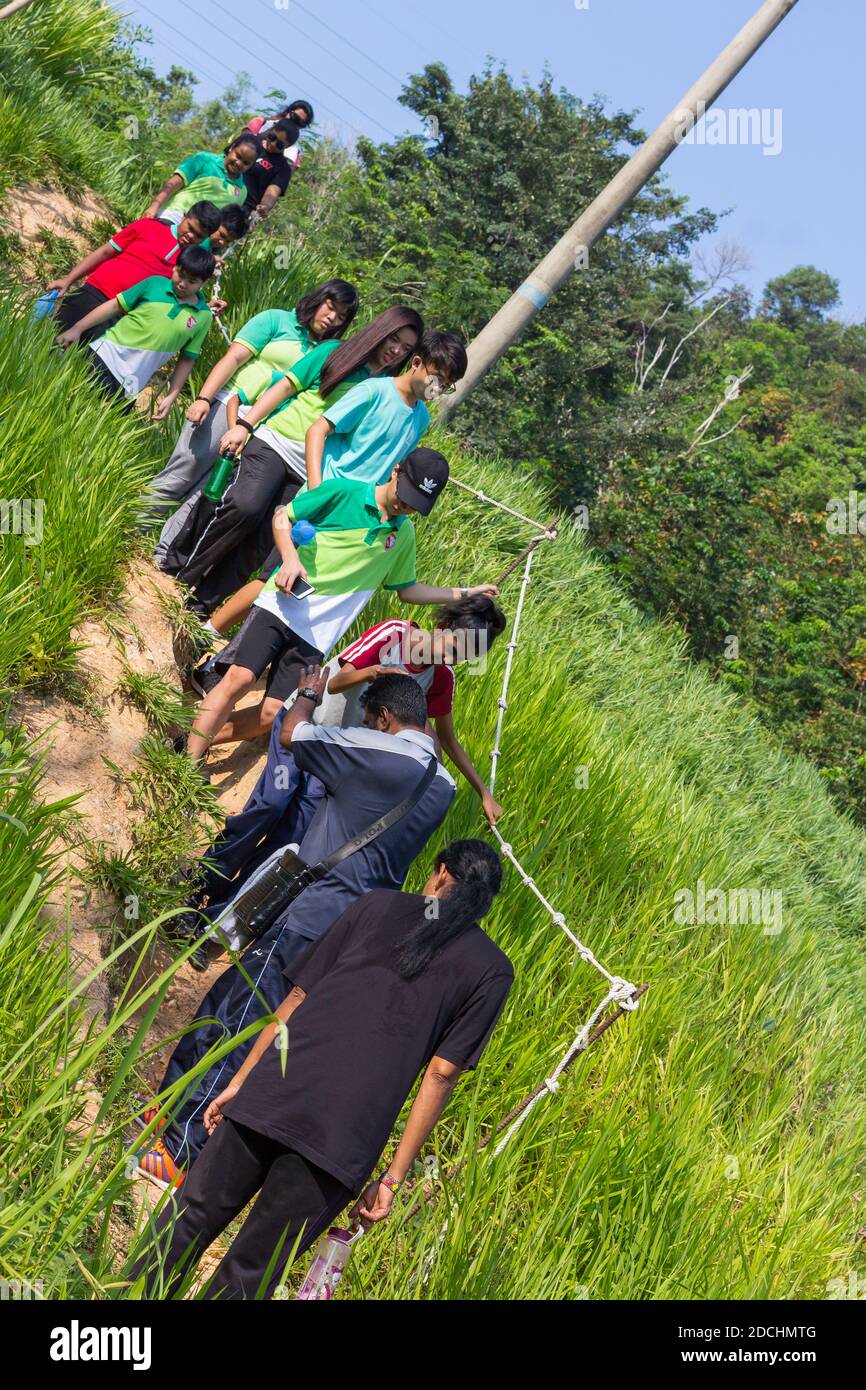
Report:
87,218,182,298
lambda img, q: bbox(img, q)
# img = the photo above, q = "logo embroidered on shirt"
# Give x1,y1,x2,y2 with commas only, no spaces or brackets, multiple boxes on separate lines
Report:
185,316,197,329
384,534,396,549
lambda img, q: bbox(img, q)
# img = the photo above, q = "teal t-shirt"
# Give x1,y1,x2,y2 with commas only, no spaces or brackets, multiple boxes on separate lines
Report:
165,151,247,217
320,377,431,487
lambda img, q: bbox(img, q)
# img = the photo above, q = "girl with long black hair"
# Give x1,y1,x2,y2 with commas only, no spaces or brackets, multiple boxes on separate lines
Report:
130,840,513,1301
147,279,358,562
163,305,424,617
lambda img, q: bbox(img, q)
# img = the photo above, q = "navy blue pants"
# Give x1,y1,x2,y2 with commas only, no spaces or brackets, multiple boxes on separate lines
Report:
161,922,315,1167
162,709,325,1166
196,706,325,906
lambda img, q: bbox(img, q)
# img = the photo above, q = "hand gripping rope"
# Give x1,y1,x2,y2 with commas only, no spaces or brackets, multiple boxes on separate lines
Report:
460,481,645,1156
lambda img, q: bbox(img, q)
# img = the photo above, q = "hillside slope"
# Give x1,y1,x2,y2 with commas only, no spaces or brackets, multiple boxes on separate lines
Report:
3,315,866,1294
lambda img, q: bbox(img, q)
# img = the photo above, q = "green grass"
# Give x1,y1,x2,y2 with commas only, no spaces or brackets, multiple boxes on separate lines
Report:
3,432,866,1299
1,16,865,1295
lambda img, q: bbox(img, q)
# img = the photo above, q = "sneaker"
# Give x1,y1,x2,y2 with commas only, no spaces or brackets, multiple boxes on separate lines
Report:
189,657,222,698
132,1098,167,1133
134,1134,185,1190
190,937,214,972
168,908,205,942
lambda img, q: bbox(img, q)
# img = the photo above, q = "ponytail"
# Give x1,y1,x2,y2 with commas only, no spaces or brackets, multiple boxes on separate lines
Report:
396,839,503,980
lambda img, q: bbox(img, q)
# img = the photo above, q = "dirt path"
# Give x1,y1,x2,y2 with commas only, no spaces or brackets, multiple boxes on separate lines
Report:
15,562,269,1069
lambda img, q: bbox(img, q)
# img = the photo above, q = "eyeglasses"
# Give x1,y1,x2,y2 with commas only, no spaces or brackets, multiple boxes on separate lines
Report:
264,133,289,149
426,373,457,396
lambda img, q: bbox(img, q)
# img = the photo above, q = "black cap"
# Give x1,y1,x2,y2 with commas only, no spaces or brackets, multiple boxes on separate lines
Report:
396,447,449,515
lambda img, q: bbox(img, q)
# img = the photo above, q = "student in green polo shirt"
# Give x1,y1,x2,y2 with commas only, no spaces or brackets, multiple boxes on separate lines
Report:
166,306,424,621
144,135,259,226
56,246,215,411
146,279,358,557
183,448,500,761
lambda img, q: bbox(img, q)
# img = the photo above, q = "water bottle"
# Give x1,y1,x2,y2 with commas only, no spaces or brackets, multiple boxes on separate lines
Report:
291,519,316,546
202,453,235,501
32,288,60,320
295,1227,362,1301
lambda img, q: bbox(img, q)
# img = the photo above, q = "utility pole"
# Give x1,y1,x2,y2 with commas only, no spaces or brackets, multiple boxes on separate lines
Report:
0,0,40,20
440,0,800,420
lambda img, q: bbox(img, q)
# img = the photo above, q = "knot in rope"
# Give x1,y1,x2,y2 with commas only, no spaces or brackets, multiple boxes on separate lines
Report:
543,1076,560,1095
610,977,641,1011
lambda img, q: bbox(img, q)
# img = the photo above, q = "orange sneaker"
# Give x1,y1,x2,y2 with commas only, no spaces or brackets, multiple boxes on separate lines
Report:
134,1134,185,1190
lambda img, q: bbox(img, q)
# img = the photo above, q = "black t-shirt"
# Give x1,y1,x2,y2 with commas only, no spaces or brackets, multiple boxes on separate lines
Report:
223,889,514,1191
243,155,291,210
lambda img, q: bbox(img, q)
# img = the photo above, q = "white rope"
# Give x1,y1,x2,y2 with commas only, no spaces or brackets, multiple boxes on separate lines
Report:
451,476,550,534
489,549,534,795
479,509,640,1154
493,977,639,1156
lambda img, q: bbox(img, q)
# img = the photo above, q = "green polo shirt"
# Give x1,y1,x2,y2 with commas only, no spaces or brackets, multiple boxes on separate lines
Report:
90,275,212,397
227,309,316,405
253,477,417,657
165,151,247,217
257,339,372,444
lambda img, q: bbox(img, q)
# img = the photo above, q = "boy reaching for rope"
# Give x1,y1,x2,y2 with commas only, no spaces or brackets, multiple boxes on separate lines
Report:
129,841,513,1300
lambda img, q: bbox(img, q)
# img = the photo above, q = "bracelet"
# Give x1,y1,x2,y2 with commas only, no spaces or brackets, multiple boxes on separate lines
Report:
236,418,255,435
195,395,213,405
379,1172,401,1194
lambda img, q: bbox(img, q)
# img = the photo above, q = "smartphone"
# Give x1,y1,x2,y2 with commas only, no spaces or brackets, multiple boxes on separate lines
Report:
290,575,315,600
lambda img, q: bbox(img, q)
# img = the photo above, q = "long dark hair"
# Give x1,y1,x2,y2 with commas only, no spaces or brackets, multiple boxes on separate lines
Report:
295,278,359,342
319,305,424,396
396,840,503,980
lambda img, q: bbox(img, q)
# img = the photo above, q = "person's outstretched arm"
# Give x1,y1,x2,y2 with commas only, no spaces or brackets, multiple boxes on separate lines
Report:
47,242,115,298
186,341,254,427
219,373,299,457
153,356,197,421
398,581,500,605
202,985,307,1133
434,712,503,825
350,1057,462,1226
256,182,284,219
56,295,123,348
304,415,333,489
144,173,184,219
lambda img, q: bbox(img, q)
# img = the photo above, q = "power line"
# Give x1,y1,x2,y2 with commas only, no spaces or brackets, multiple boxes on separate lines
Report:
254,0,406,113
132,0,362,137
193,0,398,139
402,0,485,69
291,0,405,87
128,5,240,96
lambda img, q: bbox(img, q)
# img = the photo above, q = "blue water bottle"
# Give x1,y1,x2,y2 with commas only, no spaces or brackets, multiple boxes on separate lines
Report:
32,288,60,321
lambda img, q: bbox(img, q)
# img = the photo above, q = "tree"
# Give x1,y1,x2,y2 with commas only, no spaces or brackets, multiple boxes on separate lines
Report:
759,266,840,329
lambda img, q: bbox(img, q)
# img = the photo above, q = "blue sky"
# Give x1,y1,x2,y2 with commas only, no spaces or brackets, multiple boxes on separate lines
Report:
118,0,864,318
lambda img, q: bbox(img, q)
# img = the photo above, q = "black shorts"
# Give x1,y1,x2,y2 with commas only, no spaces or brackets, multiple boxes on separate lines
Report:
232,606,322,703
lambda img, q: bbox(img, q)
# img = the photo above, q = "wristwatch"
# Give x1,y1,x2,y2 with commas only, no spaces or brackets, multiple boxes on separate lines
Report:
459,587,469,599
297,686,321,704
